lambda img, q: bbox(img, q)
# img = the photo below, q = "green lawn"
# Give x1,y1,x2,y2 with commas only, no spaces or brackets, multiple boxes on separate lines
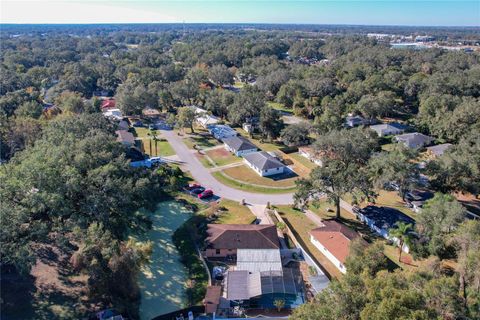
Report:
235,129,285,152
141,138,175,157
212,171,297,194
221,164,299,188
196,154,215,168
183,135,221,150
233,81,245,89
381,143,396,152
204,148,242,167
213,199,256,224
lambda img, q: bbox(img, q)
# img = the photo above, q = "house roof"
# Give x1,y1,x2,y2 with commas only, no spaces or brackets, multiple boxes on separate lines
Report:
204,286,221,314
243,151,285,171
426,143,452,157
395,132,433,146
101,98,116,109
236,249,283,273
115,130,135,144
370,122,407,130
358,206,415,231
223,136,257,152
226,271,262,300
206,224,279,250
310,220,360,264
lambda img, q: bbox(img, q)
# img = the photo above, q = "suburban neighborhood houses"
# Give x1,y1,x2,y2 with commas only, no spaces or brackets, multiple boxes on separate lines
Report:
2,19,479,320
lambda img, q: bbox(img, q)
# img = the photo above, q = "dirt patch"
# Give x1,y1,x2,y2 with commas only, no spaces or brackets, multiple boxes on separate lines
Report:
2,243,94,319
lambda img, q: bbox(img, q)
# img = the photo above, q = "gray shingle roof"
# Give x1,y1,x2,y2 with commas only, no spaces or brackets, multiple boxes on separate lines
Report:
426,143,452,156
223,136,257,152
243,151,285,171
395,132,433,147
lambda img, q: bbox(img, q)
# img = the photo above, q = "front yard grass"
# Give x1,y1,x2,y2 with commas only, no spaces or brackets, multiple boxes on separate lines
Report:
212,171,297,194
211,199,256,224
183,134,220,150
221,165,299,188
267,101,293,114
204,148,242,167
142,139,175,157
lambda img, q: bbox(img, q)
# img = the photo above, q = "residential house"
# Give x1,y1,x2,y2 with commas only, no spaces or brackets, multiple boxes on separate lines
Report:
115,130,135,146
369,122,408,137
355,206,415,252
204,224,279,259
298,146,323,166
118,120,129,131
310,220,363,274
243,151,286,177
208,125,238,141
426,143,452,158
345,115,367,128
395,132,434,149
194,106,220,128
142,108,161,117
103,108,123,120
223,136,258,157
101,98,116,110
405,190,434,213
242,122,257,134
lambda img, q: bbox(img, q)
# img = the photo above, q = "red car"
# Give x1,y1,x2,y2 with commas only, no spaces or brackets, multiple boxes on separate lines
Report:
198,189,213,199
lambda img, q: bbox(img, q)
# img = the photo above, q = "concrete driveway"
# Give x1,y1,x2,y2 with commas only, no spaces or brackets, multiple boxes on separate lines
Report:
161,130,295,205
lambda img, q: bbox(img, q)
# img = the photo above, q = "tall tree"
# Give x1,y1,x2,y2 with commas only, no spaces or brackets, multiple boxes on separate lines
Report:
368,145,419,201
176,106,196,133
294,128,378,218
259,106,284,141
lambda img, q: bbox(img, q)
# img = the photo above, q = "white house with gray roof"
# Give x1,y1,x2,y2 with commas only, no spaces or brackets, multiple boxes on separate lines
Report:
243,151,286,176
395,132,434,149
369,122,408,137
223,136,258,156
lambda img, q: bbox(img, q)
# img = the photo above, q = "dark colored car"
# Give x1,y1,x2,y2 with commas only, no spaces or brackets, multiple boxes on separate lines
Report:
198,189,213,199
186,183,201,190
190,187,205,195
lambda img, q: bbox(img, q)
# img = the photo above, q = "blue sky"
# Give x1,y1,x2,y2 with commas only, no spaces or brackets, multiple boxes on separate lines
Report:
1,1,479,26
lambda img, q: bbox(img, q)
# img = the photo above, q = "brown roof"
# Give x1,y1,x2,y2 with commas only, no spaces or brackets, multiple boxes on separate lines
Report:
310,220,360,264
115,130,135,144
204,286,221,314
206,224,279,250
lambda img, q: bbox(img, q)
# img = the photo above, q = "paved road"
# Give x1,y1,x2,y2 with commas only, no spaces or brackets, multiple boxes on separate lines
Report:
161,130,295,205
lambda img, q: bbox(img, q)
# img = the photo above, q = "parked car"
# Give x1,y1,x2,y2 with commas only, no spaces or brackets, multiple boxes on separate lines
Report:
191,187,205,195
198,189,213,199
186,183,201,190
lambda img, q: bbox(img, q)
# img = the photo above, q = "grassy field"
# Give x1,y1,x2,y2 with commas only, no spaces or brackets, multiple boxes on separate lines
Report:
212,171,297,194
267,101,293,114
274,205,343,279
204,148,242,167
183,134,220,150
221,165,299,188
213,199,256,224
142,139,175,157
235,129,285,152
195,153,215,168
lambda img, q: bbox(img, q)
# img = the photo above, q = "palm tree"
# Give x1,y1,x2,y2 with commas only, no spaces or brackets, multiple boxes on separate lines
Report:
147,131,153,155
151,129,159,156
389,221,413,262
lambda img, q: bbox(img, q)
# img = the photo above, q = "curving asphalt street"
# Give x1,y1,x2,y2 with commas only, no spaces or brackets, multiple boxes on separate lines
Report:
161,129,295,205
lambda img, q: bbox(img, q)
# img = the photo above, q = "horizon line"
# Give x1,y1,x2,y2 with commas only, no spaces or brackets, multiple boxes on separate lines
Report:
1,22,479,28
